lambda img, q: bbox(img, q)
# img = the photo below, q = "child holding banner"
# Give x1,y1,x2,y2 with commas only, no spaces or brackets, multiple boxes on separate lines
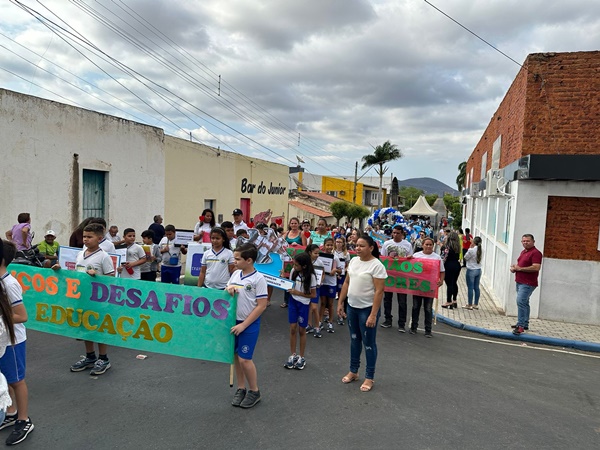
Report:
197,228,235,289
0,240,34,444
319,238,340,334
0,239,16,427
410,238,445,338
53,223,116,375
305,245,323,337
226,244,268,409
284,253,317,370
334,236,349,325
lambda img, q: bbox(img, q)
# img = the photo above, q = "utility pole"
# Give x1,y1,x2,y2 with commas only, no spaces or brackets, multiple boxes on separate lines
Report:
353,161,358,204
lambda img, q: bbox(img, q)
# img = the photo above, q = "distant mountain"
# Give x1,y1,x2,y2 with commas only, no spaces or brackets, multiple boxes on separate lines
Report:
398,177,459,197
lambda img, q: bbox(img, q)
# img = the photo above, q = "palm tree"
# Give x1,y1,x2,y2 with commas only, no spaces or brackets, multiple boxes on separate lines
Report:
361,140,403,209
456,161,467,192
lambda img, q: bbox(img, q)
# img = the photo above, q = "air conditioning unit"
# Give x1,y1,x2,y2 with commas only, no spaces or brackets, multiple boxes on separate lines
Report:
470,182,481,197
485,169,503,197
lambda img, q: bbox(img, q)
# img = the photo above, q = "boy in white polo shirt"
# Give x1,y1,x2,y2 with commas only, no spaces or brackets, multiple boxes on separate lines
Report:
117,228,146,280
226,244,268,409
53,223,115,375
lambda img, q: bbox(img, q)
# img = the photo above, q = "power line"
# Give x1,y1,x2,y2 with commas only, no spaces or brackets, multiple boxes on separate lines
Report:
423,0,523,68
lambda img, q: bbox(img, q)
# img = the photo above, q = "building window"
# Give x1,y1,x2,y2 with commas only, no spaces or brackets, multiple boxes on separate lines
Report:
82,169,106,218
204,199,216,211
492,136,501,169
487,198,497,237
480,152,487,180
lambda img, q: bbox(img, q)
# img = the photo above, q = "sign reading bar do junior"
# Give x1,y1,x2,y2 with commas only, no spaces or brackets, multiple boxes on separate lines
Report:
9,265,236,364
380,257,441,299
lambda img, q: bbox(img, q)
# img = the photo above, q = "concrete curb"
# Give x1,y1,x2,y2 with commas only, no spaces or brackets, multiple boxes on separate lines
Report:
435,314,600,353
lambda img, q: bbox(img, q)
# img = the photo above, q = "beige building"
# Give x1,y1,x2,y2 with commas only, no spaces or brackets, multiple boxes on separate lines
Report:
164,137,289,229
1,88,290,245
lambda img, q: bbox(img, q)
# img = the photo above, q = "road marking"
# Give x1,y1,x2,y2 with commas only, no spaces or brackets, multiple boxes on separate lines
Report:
433,330,600,359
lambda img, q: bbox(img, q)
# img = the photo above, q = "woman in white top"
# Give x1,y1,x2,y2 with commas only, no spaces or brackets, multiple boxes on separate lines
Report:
463,236,483,310
410,237,445,337
193,209,218,243
337,234,387,392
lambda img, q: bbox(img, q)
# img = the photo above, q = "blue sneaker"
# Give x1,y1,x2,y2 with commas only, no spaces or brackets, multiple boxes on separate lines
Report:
90,358,111,376
284,354,298,369
314,328,322,338
306,324,314,334
294,357,306,370
70,356,97,372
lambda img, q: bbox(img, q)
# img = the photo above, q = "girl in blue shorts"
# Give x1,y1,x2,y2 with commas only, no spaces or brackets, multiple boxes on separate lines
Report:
304,245,322,336
284,253,316,370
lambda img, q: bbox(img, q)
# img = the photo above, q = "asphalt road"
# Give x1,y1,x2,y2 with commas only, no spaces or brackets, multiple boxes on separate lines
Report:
8,290,600,449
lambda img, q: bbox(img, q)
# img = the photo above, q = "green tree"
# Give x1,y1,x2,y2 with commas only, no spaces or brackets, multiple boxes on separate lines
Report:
398,186,423,210
347,204,370,227
361,140,403,209
456,161,467,192
442,194,463,228
425,194,438,206
329,201,350,225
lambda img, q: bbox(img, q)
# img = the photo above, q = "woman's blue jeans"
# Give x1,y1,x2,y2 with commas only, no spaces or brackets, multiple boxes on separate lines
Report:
347,305,380,380
466,268,482,305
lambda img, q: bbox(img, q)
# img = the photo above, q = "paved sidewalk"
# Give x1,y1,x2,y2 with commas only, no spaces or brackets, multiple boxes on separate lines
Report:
434,267,600,351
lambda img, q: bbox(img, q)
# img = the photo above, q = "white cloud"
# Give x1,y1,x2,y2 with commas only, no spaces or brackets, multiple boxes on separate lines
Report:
1,0,599,187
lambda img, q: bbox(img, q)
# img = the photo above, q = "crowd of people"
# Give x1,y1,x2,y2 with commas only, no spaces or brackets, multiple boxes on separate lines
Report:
0,208,541,427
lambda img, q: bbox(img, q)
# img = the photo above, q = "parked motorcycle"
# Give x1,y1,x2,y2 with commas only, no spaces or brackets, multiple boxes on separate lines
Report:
12,244,44,267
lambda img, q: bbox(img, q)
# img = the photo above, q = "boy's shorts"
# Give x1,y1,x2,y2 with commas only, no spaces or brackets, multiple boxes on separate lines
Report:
311,287,321,304
0,341,27,384
235,318,260,360
321,285,337,300
160,265,181,284
288,299,309,328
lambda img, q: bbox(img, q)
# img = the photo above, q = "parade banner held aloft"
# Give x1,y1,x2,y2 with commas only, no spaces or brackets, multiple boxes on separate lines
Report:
381,257,440,298
10,265,236,364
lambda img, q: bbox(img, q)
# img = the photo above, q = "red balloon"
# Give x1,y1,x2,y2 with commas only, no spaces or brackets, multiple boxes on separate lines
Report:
199,215,205,222
303,231,311,239
275,218,283,226
248,221,255,228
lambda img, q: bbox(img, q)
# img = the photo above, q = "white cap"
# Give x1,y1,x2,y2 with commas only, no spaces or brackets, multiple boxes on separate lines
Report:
45,230,56,237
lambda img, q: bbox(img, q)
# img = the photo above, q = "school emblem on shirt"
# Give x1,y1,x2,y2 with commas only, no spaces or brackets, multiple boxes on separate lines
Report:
241,345,250,354
220,259,227,264
245,284,253,291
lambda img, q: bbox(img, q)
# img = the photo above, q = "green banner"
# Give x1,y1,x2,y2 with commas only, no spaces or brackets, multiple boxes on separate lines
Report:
9,265,236,364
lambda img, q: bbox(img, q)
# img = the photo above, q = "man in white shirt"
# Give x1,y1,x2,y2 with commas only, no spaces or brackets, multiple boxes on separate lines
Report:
232,209,249,233
380,226,413,332
105,225,125,246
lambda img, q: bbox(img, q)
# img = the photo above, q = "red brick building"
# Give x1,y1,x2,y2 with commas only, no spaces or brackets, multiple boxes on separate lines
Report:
463,51,600,325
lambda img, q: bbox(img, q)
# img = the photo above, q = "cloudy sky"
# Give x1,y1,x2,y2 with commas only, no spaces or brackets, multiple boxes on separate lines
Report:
1,0,599,188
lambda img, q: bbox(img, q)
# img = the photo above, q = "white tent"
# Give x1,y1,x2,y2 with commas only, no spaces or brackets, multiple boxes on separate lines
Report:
402,195,438,217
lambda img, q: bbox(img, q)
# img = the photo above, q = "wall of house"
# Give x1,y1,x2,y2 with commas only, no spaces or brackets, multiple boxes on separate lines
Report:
0,89,165,245
523,52,600,157
164,136,289,230
466,51,600,185
321,176,363,204
465,180,600,325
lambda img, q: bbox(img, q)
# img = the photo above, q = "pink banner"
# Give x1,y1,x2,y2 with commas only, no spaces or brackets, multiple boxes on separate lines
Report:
380,257,441,298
